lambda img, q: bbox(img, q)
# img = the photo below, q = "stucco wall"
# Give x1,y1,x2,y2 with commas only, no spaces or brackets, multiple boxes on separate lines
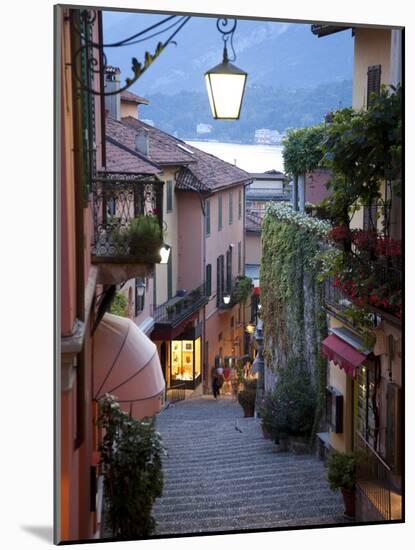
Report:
120,101,138,120
245,233,261,265
154,167,179,305
177,191,203,290
352,28,391,110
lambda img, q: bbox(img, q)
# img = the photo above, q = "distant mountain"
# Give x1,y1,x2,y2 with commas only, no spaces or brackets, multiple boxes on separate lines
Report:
103,13,354,95
139,80,352,143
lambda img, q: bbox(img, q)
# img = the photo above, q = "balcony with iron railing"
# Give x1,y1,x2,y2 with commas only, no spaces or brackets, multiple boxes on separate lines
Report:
218,275,253,311
152,283,209,329
324,257,402,326
356,432,402,521
91,173,164,283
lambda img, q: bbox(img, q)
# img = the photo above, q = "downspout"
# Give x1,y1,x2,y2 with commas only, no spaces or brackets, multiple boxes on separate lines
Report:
292,174,299,211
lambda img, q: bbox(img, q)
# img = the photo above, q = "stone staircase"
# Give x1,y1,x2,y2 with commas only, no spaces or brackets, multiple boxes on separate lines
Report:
153,395,346,535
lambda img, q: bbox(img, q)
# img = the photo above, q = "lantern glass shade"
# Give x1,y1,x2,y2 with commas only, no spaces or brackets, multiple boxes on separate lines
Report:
245,323,255,334
159,244,171,264
136,283,145,297
205,60,247,120
223,294,231,305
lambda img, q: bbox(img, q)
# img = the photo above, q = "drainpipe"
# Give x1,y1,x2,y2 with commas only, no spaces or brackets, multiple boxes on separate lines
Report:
292,174,299,211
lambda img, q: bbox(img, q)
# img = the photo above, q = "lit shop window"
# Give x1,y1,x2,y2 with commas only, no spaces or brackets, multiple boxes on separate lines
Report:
170,338,201,387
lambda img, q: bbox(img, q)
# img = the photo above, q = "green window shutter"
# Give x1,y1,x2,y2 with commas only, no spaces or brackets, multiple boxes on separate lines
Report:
238,241,241,274
218,196,223,230
229,191,233,224
206,264,212,296
216,257,220,306
166,180,173,212
238,189,242,220
367,65,381,108
206,200,211,235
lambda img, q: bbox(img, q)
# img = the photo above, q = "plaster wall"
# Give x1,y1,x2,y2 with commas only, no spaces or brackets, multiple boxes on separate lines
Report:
352,28,391,110
245,233,261,265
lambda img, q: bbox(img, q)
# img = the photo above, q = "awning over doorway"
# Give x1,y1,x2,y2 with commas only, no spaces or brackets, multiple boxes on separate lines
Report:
93,313,165,419
321,333,367,378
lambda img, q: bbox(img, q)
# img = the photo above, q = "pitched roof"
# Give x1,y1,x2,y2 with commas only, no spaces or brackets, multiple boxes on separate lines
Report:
122,116,252,192
121,90,150,105
122,116,196,166
105,117,161,175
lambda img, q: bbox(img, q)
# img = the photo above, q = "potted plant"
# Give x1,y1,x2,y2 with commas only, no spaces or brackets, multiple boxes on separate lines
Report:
189,288,201,302
237,379,257,417
165,305,175,320
175,301,183,315
115,215,164,263
326,449,359,519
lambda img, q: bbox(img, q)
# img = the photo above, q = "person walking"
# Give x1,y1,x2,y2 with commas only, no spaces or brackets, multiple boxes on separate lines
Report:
211,365,220,399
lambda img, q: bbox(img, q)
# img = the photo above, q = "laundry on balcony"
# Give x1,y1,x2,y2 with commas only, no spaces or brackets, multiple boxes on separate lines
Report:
93,313,165,418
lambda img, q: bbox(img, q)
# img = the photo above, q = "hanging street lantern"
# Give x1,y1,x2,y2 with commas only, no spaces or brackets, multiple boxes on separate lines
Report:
205,18,247,120
223,294,231,305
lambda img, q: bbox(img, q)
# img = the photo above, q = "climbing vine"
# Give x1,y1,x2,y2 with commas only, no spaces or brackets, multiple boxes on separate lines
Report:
260,203,328,439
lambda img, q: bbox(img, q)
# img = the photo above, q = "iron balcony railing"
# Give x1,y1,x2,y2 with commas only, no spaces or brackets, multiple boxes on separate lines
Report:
324,276,354,314
356,432,394,520
91,173,164,263
152,283,209,327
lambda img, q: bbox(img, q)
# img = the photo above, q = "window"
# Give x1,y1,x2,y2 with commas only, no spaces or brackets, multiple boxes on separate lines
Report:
356,362,379,450
238,241,242,274
238,189,242,220
367,65,381,108
206,199,211,236
206,264,212,296
135,277,145,316
229,191,233,225
218,196,223,231
166,180,173,212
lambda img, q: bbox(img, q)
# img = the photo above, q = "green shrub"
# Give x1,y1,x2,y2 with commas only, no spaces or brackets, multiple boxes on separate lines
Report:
98,394,165,538
115,215,163,262
260,363,316,439
237,379,257,413
327,450,358,491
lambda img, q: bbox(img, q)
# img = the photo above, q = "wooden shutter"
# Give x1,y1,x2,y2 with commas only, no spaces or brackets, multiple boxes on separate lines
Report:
367,65,381,107
216,257,221,306
166,180,173,212
226,249,232,292
167,252,173,300
206,264,212,296
206,199,211,235
386,382,402,473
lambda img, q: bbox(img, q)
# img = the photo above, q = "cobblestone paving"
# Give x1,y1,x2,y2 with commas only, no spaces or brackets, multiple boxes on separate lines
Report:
153,395,346,535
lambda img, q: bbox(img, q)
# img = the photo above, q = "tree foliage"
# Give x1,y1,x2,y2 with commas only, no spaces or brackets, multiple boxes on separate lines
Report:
282,124,326,176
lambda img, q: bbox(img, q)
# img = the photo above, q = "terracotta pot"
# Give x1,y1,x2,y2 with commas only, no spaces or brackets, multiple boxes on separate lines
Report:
341,487,356,519
243,404,255,417
261,425,271,439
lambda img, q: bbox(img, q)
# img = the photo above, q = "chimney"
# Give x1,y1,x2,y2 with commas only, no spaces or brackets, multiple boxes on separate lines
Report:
104,66,121,121
135,128,149,156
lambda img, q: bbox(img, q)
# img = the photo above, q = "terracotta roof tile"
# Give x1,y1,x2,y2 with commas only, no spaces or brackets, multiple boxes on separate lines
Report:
122,117,252,191
122,116,195,165
121,90,150,105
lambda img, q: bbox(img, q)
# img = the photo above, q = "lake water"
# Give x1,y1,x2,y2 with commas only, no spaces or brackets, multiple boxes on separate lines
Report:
185,140,284,174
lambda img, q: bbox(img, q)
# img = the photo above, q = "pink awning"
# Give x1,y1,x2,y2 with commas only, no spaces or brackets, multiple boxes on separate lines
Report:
93,313,165,419
321,333,367,378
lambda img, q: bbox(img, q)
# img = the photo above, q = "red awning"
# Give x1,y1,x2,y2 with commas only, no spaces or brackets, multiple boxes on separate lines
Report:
321,334,367,378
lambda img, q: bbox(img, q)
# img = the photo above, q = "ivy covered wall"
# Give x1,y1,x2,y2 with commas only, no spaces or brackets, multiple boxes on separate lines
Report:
260,204,330,432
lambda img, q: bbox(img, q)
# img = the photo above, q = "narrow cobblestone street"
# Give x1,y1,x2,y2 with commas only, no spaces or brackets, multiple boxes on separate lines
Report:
153,395,346,535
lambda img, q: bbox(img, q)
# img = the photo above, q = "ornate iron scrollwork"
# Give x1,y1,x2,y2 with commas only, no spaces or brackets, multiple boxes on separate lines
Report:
70,9,191,96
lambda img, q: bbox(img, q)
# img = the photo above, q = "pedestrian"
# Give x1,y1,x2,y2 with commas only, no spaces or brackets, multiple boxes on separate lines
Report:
211,365,220,399
223,363,231,395
231,365,239,401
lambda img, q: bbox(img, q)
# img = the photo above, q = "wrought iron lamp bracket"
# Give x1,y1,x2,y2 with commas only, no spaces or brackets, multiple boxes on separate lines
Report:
216,18,238,61
70,8,191,96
